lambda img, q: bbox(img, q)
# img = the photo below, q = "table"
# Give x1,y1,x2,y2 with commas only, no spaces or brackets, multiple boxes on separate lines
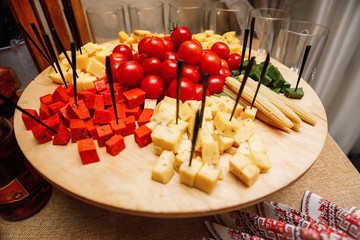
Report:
1,133,359,239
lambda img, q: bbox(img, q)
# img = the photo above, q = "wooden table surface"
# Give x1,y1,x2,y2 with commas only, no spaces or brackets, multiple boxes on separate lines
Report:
1,133,359,239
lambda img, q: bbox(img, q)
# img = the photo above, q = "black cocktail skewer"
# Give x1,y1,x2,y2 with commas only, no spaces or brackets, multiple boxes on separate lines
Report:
30,23,53,69
248,17,255,61
176,59,184,124
71,42,77,104
239,29,249,73
230,56,256,121
251,53,270,109
199,73,209,128
106,56,119,124
295,45,311,91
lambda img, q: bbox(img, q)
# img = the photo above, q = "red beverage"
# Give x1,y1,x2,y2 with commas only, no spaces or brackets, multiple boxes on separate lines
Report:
0,116,51,221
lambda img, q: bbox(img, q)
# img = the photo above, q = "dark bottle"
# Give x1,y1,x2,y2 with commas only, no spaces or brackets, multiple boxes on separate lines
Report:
0,116,52,221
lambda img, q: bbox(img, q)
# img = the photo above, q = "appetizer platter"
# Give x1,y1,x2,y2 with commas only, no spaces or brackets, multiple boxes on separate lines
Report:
13,28,327,218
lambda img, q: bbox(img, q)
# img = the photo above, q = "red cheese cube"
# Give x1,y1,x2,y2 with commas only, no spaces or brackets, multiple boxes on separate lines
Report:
123,88,146,109
77,138,100,165
65,84,74,98
59,105,71,128
93,109,112,124
116,85,127,95
77,90,91,101
105,134,125,156
52,85,70,103
87,87,97,94
134,125,152,147
48,101,66,115
39,94,54,105
70,119,88,143
101,92,121,106
123,115,136,136
96,125,113,147
81,92,94,108
31,124,52,144
21,109,40,130
66,99,91,120
137,108,154,126
110,119,126,136
85,118,99,140
124,105,142,120
108,104,126,120
88,94,104,110
53,123,70,145
43,113,62,136
93,78,107,93
39,102,52,120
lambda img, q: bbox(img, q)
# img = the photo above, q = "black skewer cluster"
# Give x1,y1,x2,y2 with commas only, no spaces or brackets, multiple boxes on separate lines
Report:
0,94,57,134
176,59,184,124
63,4,82,54
248,17,255,61
71,42,77,104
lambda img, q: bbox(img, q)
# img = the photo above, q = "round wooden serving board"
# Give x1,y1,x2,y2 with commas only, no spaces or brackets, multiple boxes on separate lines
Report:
13,53,327,218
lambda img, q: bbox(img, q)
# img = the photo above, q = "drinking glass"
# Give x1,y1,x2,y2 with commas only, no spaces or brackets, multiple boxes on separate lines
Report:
86,5,127,44
128,1,165,34
248,8,290,54
272,20,329,83
169,0,205,34
209,1,248,40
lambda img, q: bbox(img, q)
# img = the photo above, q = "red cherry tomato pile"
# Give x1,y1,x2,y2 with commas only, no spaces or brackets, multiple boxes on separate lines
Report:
110,27,243,102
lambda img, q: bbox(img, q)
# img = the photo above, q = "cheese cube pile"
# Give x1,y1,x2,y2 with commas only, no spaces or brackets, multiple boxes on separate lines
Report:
149,95,271,193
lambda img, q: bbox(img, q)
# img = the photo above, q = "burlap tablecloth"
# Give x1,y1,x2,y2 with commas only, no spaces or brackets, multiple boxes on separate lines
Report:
1,134,359,239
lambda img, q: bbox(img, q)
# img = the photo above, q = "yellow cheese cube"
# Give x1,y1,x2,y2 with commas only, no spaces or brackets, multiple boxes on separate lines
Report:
118,31,129,43
220,96,244,118
202,120,214,135
179,102,194,121
233,118,256,147
202,141,220,165
133,30,152,39
192,33,207,42
248,133,267,153
50,63,69,74
153,145,163,156
144,99,158,109
213,111,240,138
187,100,199,111
223,31,235,38
60,58,71,69
229,153,260,187
252,151,271,173
228,43,241,54
49,71,70,85
59,51,71,60
204,30,215,37
225,146,238,155
131,43,138,52
175,150,190,172
242,106,257,120
179,157,203,187
178,139,191,153
194,163,221,194
153,99,175,116
151,125,182,153
95,50,111,65
76,52,89,69
216,135,235,154
83,42,97,56
87,59,105,78
168,119,189,135
209,96,225,117
203,107,213,121
80,75,97,90
152,107,175,126
151,150,175,184
237,142,255,162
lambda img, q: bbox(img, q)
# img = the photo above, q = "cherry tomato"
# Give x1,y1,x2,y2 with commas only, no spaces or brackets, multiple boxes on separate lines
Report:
201,49,214,56
140,75,164,99
199,52,221,75
208,75,225,94
138,37,150,54
178,40,202,65
221,59,229,69
142,57,162,76
170,26,192,50
109,53,127,82
133,53,147,64
219,67,232,79
192,39,202,47
159,59,177,86
227,53,242,71
194,84,210,101
168,77,196,102
182,65,199,84
161,36,174,52
163,51,178,61
142,36,166,60
211,42,230,59
116,61,144,88
112,44,132,61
